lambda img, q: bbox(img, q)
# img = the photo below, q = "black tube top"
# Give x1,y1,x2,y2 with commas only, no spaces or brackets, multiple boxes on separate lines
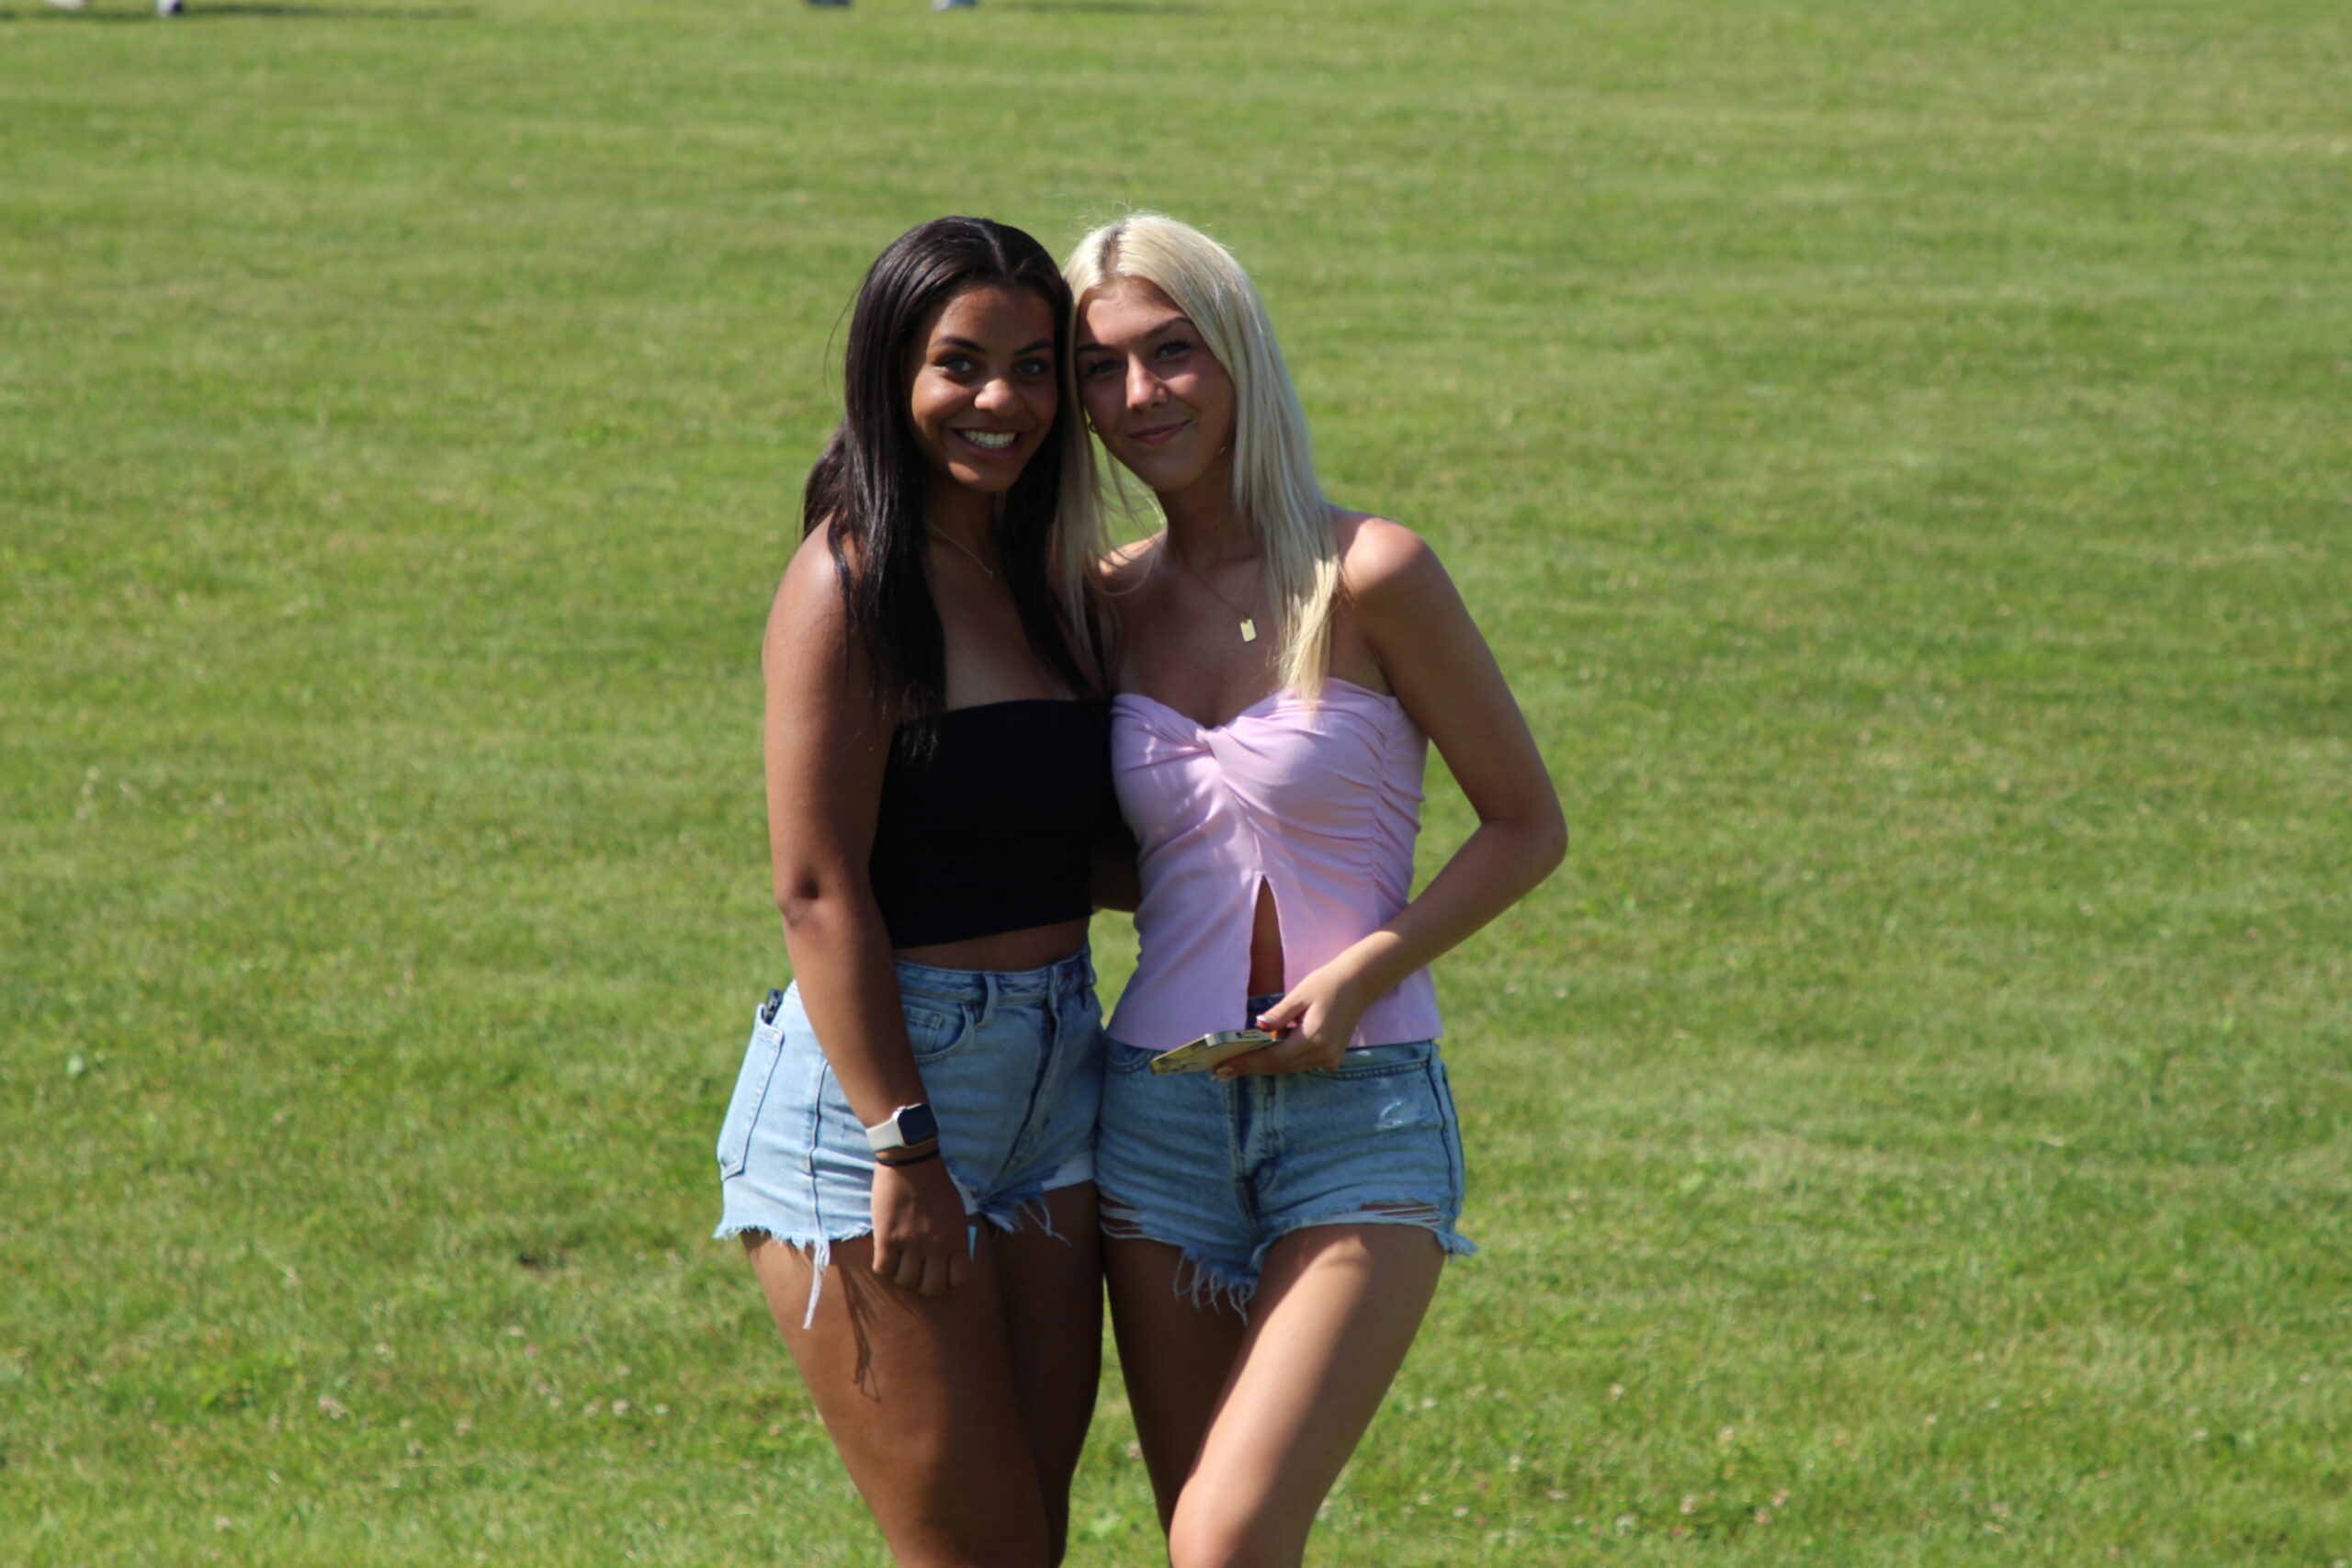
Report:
867,700,1116,948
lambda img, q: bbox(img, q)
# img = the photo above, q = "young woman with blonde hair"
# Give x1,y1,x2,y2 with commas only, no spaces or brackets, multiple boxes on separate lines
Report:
1064,212,1566,1567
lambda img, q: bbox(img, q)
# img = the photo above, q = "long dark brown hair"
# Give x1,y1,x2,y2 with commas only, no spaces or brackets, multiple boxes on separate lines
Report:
803,217,1093,736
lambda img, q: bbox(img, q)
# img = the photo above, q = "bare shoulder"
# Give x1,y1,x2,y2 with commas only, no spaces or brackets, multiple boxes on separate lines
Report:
1334,509,1451,616
1095,533,1163,595
764,525,857,675
772,525,849,624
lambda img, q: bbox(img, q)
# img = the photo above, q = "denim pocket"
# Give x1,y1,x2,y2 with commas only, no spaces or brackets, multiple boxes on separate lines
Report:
902,998,975,1064
1105,1039,1159,1077
716,993,789,1178
1313,1039,1437,1081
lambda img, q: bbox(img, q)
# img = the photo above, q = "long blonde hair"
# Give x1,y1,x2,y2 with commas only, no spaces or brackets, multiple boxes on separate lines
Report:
1063,213,1342,698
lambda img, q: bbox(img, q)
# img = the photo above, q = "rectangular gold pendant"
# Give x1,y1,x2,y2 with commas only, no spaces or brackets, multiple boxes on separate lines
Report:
1239,617,1258,643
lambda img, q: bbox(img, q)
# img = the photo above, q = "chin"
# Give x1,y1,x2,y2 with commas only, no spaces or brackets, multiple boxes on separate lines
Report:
1126,458,1207,495
952,467,1022,494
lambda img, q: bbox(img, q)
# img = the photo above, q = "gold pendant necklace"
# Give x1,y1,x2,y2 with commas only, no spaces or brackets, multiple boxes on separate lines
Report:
926,525,1000,580
1173,547,1260,643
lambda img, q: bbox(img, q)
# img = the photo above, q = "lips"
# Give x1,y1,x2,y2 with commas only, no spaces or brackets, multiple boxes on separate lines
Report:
1125,420,1188,446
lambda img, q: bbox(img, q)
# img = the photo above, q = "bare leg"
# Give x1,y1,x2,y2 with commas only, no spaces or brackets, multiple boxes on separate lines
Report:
748,1230,1051,1568
990,1183,1105,1565
1102,1235,1250,1529
1166,1225,1446,1568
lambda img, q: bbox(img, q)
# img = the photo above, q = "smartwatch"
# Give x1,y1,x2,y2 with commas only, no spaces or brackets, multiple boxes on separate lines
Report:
864,1102,940,1156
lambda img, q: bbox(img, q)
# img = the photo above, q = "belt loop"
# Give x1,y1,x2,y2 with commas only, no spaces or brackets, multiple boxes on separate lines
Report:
977,971,1000,1030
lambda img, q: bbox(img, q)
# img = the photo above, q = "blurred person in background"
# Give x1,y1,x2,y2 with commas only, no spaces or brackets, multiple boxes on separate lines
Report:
30,0,185,14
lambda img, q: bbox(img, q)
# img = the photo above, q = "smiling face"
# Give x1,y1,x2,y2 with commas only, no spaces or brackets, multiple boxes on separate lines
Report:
1075,277,1237,506
907,283,1059,498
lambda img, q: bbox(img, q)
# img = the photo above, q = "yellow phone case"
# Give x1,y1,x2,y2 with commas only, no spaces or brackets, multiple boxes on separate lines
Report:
1148,1029,1279,1075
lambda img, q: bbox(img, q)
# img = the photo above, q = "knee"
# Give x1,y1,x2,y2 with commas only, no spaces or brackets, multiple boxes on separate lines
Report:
1167,1508,1294,1568
899,1543,1048,1568
895,1516,1052,1568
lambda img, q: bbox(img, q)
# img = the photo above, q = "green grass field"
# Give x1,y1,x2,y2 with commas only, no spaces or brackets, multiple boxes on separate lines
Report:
4,0,2347,1562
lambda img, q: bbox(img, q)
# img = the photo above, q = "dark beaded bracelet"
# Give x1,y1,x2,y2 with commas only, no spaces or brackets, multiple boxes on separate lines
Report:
875,1145,942,1169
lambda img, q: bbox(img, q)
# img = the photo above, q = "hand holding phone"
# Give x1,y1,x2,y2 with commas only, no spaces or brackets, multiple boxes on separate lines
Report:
1148,1028,1279,1076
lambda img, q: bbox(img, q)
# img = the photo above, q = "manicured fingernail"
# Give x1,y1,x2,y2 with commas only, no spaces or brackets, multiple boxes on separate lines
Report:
967,1225,978,1258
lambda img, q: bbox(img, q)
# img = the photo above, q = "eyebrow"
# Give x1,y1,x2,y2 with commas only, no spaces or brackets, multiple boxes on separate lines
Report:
1076,314,1194,353
933,335,1056,355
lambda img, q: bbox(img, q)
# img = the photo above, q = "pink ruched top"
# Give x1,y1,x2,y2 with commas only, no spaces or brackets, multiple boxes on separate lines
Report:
1106,677,1443,1052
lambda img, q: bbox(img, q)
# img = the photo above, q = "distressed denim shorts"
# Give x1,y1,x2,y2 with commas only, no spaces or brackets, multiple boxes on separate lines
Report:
713,946,1103,1323
1097,994,1475,1311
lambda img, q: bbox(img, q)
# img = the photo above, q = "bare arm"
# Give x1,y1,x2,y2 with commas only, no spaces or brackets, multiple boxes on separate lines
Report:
763,528,968,1293
1233,519,1567,1074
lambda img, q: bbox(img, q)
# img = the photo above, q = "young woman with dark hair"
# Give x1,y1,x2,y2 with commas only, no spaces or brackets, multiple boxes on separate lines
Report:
713,215,1117,1568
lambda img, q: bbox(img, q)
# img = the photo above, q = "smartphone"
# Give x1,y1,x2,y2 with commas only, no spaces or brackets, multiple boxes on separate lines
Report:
1149,1028,1279,1076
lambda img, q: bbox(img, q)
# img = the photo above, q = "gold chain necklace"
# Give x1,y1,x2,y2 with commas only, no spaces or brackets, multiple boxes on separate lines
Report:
927,525,999,580
1171,545,1260,643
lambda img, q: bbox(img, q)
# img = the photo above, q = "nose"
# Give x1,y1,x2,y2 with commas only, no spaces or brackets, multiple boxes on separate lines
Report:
1125,356,1165,411
975,374,1018,412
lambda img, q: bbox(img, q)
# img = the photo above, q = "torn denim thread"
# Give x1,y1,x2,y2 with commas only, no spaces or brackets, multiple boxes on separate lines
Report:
1095,1016,1474,1311
712,948,1104,1328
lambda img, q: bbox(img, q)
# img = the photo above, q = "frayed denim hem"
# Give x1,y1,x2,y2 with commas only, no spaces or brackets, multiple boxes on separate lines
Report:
1102,1201,1476,1319
713,1223,874,1331
715,1175,1086,1330
969,1175,1084,1242
965,1146,1093,1240
1250,1208,1478,1288
1166,1246,1262,1316
1097,1201,1263,1315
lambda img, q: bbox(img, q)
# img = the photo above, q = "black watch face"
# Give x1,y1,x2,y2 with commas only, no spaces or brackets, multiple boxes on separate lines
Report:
899,1103,939,1145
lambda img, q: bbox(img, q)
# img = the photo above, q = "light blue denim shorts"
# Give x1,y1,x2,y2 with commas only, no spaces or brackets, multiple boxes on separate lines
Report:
714,947,1103,1322
1097,994,1475,1311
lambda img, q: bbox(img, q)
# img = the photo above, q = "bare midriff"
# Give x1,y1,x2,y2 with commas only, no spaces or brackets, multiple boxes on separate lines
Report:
1246,881,1284,998
896,915,1092,976
1104,679,1442,1054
